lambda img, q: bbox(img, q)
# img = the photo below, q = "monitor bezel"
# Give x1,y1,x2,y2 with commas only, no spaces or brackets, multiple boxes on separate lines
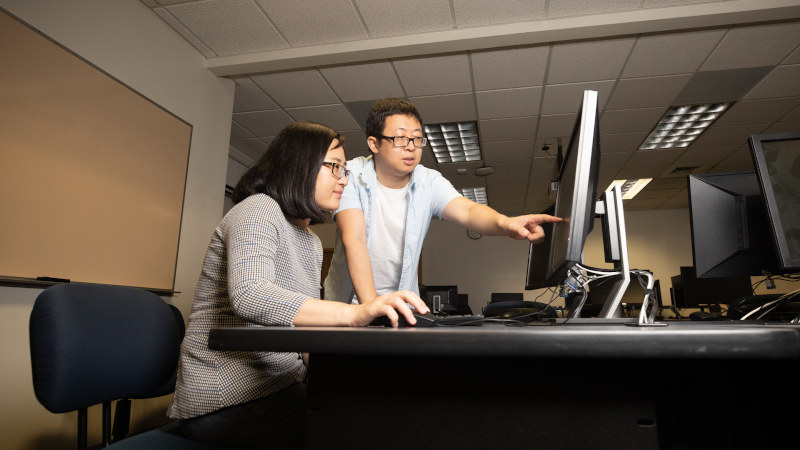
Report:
545,90,601,283
748,131,800,272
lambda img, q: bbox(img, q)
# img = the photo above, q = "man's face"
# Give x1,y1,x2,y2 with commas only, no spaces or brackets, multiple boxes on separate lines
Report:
368,114,423,183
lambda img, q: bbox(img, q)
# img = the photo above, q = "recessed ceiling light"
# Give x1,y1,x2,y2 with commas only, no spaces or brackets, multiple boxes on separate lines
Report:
606,178,652,200
460,187,488,205
424,121,482,163
639,103,730,150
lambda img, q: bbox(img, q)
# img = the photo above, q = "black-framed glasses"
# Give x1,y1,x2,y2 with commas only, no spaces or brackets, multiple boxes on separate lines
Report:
321,162,350,180
376,134,428,148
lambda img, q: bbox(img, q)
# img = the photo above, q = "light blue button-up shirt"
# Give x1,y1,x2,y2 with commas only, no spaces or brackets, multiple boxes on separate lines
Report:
323,155,461,303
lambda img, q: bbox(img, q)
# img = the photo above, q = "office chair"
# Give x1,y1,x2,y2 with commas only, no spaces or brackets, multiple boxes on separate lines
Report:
29,282,241,449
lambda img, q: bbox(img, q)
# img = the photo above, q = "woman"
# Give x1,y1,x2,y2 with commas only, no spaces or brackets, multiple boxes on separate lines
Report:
168,122,428,448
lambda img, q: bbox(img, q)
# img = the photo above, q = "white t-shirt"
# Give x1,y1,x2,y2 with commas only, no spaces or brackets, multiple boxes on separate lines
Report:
367,181,408,296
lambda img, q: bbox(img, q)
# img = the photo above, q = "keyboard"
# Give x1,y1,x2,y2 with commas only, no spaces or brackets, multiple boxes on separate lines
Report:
434,314,485,326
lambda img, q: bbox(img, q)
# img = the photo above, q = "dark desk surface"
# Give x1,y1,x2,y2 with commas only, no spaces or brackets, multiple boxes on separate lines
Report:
209,321,800,360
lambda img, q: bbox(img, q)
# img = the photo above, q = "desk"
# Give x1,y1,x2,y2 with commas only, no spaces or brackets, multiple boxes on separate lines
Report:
210,322,800,449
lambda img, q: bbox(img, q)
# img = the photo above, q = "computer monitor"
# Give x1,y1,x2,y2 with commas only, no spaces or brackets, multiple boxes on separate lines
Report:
688,172,779,278
525,205,556,290
545,90,601,283
748,132,800,273
671,266,752,308
420,285,458,314
590,278,661,307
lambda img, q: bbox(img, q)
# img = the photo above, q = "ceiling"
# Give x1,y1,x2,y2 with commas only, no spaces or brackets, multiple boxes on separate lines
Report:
140,0,800,214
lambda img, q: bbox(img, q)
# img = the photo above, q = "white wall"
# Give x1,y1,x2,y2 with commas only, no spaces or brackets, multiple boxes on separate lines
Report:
0,1,234,449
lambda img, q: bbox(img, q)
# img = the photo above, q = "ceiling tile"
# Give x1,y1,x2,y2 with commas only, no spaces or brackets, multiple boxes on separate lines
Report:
232,110,294,137
779,103,800,122
701,21,800,71
531,155,558,175
600,132,648,154
712,147,756,172
483,141,537,162
605,75,691,110
476,87,542,119
762,121,800,134
230,138,268,161
394,55,473,96
713,97,800,127
320,62,404,102
672,145,738,166
453,0,546,27
230,120,254,140
744,64,800,100
285,104,361,131
410,93,477,124
548,37,635,84
674,67,772,104
354,0,453,38
600,151,633,169
600,107,666,134
485,157,532,175
692,123,768,147
470,46,549,90
479,117,538,142
153,7,215,57
540,81,616,115
232,77,278,113
251,70,339,108
626,148,684,166
340,130,370,157
256,0,368,46
547,0,642,18
536,114,576,139
166,0,286,56
621,29,725,78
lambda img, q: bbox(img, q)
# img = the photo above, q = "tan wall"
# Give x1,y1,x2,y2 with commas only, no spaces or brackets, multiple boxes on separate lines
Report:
0,1,234,449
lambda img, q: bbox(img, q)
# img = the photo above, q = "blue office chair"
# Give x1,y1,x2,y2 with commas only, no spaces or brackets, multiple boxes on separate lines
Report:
29,283,241,449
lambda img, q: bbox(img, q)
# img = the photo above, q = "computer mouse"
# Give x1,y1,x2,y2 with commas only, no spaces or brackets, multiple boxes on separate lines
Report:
371,311,437,327
689,311,723,321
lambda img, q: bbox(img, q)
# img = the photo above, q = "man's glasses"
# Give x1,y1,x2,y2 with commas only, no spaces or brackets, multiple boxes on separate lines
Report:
321,162,350,180
376,134,428,148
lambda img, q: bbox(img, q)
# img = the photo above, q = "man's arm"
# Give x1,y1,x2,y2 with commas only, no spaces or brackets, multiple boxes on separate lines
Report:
441,197,562,243
335,208,379,304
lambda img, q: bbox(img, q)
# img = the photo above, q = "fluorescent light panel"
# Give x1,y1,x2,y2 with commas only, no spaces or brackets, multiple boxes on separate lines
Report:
639,103,730,150
424,121,482,163
607,178,652,200
460,187,488,205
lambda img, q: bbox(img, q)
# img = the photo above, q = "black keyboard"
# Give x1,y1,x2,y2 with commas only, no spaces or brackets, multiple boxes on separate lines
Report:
434,314,485,326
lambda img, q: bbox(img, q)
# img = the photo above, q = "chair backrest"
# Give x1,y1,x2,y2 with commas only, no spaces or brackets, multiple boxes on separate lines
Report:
30,283,184,413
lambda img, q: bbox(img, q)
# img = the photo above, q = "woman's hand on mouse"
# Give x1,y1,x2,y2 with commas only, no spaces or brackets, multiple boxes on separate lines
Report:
351,290,429,327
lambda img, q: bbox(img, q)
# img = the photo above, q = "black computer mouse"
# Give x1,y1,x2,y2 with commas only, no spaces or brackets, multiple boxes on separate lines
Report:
689,311,723,321
371,311,437,327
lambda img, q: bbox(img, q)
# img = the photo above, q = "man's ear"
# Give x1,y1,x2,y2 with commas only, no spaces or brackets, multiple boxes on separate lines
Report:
367,136,380,155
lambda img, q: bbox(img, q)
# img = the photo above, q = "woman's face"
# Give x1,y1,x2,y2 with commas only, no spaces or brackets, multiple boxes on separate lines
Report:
315,139,348,212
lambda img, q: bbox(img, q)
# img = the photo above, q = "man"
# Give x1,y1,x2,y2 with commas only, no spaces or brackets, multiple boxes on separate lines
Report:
324,98,561,304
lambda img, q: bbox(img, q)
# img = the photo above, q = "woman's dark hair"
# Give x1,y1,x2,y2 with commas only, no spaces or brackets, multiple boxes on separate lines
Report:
232,122,343,225
365,98,423,138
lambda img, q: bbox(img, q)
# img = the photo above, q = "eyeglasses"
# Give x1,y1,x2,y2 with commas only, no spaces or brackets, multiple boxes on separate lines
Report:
376,134,428,148
321,162,350,180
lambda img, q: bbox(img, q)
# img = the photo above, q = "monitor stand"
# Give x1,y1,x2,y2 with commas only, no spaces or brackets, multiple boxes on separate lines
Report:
563,186,664,326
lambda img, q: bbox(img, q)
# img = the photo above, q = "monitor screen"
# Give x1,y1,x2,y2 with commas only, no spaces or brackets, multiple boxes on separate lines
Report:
545,90,601,283
688,172,779,278
748,132,800,272
671,266,752,308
